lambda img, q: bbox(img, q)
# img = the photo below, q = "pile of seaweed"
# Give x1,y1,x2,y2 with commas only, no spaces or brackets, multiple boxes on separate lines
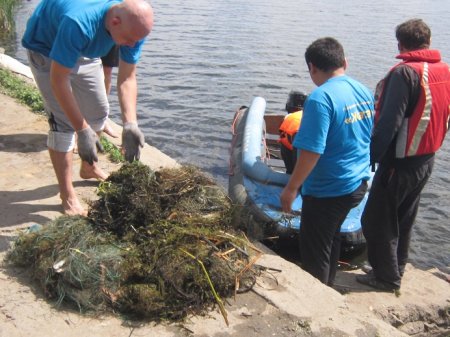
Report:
6,162,262,322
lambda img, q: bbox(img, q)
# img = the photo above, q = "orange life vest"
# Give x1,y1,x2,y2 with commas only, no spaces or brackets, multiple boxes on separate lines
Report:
278,110,303,150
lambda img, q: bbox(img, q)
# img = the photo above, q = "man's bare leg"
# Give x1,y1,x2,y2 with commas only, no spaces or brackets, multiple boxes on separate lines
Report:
102,63,119,139
79,160,108,181
73,133,79,154
103,120,119,138
49,148,87,216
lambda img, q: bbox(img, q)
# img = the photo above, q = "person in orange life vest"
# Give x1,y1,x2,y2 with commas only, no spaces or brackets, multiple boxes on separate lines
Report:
357,19,450,291
278,91,308,174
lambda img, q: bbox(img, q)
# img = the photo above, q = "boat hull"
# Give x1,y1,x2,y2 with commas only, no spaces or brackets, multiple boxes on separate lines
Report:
229,97,367,253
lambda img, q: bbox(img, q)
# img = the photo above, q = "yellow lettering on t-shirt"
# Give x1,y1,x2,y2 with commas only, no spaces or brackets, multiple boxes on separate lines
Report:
344,110,373,124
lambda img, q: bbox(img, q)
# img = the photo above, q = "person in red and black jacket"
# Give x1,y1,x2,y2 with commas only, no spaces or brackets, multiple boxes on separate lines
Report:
357,19,450,292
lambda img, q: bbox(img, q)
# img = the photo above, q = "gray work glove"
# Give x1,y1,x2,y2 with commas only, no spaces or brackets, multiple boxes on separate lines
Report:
76,126,104,165
122,122,145,162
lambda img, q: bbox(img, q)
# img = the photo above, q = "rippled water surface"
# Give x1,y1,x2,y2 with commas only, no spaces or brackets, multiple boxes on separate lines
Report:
3,0,449,271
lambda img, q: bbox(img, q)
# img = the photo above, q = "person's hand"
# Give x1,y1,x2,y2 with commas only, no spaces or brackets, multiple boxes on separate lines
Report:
122,122,145,162
280,185,298,213
77,127,104,165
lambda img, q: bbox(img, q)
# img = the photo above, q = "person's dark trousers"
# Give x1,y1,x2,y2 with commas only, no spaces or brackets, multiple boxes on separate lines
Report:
281,144,297,175
299,180,367,286
361,157,434,288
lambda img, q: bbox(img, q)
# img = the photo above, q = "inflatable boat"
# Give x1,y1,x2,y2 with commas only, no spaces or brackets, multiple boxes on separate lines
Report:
229,96,368,253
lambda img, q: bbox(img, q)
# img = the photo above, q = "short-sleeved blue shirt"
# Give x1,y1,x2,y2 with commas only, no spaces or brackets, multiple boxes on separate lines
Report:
293,75,374,197
22,0,144,68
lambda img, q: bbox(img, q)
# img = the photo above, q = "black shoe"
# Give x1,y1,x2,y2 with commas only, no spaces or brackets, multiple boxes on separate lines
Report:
356,274,399,292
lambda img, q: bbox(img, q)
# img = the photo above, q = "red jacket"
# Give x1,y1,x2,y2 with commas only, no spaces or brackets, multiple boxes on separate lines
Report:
376,50,450,158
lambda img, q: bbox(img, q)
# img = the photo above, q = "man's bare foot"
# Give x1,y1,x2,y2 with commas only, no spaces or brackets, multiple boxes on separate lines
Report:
103,122,119,138
62,197,87,216
80,162,108,181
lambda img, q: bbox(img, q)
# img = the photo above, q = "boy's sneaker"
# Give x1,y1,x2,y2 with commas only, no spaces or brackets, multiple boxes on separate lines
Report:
361,264,373,274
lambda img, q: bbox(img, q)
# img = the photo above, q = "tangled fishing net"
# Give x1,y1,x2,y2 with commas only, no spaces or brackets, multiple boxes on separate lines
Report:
6,163,262,322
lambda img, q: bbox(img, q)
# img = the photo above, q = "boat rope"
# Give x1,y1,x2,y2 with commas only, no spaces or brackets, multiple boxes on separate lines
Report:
228,107,246,176
261,126,270,162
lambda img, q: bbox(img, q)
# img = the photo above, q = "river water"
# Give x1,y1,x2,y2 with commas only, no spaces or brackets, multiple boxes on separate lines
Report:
2,0,449,272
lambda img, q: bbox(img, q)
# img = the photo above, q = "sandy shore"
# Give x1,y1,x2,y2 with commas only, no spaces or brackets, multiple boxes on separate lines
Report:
0,56,449,336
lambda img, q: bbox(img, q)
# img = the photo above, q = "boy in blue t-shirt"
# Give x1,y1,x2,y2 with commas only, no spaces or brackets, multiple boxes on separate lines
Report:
22,0,153,216
280,37,374,286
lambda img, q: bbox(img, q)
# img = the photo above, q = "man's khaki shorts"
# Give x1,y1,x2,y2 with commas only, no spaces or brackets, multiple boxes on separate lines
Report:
27,50,109,152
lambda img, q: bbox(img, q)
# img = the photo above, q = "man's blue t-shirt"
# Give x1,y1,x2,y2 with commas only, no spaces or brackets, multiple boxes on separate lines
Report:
22,0,144,68
293,75,374,197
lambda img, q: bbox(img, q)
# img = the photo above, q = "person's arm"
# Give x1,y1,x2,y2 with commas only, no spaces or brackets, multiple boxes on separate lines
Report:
280,149,320,212
371,66,420,163
117,59,144,161
50,61,88,131
117,59,138,123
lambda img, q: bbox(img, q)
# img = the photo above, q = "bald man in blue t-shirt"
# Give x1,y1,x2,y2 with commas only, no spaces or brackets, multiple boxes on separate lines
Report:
22,0,153,216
